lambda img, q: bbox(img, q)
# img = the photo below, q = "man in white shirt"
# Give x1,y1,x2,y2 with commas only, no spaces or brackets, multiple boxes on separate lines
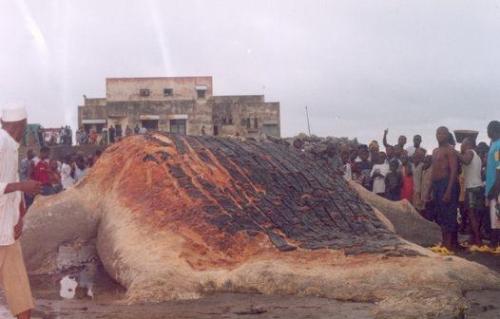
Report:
60,155,75,190
371,152,389,196
457,137,485,246
0,105,41,319
73,155,88,183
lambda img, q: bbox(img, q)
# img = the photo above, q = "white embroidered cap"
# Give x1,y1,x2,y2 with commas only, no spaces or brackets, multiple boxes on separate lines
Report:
1,103,27,122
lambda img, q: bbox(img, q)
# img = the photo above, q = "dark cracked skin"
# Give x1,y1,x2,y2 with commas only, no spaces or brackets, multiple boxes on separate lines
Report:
94,132,407,258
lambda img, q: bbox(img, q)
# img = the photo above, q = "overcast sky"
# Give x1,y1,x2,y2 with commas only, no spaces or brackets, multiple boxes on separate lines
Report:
1,0,499,149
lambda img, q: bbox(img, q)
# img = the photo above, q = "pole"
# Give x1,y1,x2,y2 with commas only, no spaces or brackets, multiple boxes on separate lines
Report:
305,106,311,136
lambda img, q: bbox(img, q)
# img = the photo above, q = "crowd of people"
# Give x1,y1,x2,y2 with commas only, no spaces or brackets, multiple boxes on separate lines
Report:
334,121,500,252
19,147,103,203
37,126,72,146
76,124,148,145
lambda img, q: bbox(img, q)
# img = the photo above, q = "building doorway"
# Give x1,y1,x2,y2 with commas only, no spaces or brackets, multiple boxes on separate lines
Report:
115,124,123,137
141,120,159,131
169,119,187,135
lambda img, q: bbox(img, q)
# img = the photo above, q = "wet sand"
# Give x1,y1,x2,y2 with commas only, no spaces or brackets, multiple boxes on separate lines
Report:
2,288,499,319
30,294,375,319
1,252,498,319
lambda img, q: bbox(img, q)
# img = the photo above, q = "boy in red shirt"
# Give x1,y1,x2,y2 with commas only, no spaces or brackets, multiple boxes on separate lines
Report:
31,147,52,195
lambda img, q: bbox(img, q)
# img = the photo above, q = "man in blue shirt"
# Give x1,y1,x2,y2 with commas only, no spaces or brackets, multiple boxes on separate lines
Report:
486,120,500,248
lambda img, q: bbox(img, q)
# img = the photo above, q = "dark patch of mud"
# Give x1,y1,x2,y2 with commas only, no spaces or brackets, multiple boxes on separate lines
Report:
29,294,374,319
464,290,500,319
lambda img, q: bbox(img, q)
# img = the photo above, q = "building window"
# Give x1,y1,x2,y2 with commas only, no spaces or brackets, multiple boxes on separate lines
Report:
163,88,173,96
139,89,150,97
263,124,279,137
254,118,258,129
141,120,159,131
246,118,251,129
170,119,187,135
196,89,206,99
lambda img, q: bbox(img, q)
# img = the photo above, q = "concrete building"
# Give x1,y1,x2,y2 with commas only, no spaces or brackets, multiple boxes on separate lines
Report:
78,76,280,138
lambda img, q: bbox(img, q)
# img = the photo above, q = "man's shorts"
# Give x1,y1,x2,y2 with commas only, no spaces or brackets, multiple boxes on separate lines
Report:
465,186,485,209
432,178,459,232
0,241,34,316
491,197,500,230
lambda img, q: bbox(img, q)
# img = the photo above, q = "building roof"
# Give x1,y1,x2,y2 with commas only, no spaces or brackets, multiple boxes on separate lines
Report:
106,76,213,82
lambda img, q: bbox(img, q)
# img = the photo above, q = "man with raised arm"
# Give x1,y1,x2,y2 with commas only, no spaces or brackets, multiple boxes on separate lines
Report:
383,128,407,151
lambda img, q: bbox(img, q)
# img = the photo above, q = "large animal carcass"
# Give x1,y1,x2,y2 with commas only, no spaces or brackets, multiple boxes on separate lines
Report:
22,133,500,318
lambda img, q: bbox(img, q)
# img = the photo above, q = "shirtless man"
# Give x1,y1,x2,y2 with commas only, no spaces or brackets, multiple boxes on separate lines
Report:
432,126,459,250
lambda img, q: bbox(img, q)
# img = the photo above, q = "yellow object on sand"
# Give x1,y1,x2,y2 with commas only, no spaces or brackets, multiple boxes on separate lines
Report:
492,246,500,254
468,245,500,254
468,245,492,253
430,245,454,256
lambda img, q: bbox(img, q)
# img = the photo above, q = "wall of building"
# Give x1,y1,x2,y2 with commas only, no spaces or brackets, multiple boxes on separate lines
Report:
104,100,212,135
106,76,213,101
79,77,280,138
212,96,280,137
83,98,107,107
77,103,107,132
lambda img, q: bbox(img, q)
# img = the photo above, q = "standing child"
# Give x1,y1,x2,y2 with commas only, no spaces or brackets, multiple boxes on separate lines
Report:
353,145,372,190
476,142,491,238
60,155,75,190
412,148,426,210
340,148,352,181
400,155,414,202
371,152,389,196
32,146,52,195
420,155,435,221
385,159,402,201
48,159,62,194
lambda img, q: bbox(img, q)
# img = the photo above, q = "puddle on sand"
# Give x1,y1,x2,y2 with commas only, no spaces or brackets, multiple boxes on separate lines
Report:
1,241,126,318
